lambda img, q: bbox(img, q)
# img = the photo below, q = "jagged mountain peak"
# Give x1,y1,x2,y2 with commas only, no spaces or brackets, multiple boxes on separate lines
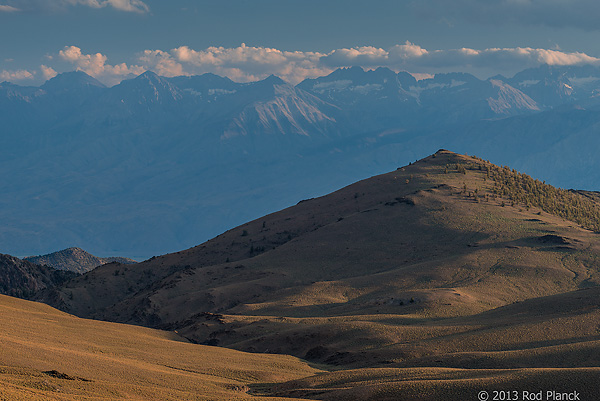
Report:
39,71,106,105
104,70,184,106
126,70,175,88
169,72,237,87
41,71,105,90
247,74,288,90
298,66,414,103
137,70,160,79
328,65,366,78
425,71,481,85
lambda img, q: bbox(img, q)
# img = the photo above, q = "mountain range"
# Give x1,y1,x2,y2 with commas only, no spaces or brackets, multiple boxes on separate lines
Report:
3,64,600,259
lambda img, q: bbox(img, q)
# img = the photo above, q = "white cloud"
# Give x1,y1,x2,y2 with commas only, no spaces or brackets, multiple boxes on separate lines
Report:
64,0,149,13
0,4,19,12
0,69,35,82
321,46,389,67
59,46,144,85
103,0,148,13
40,65,58,80
2,0,148,13
138,50,184,77
166,44,330,84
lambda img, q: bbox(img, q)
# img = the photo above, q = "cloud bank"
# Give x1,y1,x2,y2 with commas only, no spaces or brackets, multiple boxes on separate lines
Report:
66,0,149,13
319,42,599,72
6,42,599,86
0,69,35,82
133,42,600,84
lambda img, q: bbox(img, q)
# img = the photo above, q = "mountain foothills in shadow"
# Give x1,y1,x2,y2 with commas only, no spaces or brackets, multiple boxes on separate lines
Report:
3,64,600,259
30,150,600,399
25,247,136,274
0,254,77,299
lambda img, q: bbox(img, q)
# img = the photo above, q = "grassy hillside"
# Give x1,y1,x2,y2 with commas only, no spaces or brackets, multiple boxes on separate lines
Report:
271,366,600,400
0,294,319,400
34,150,600,398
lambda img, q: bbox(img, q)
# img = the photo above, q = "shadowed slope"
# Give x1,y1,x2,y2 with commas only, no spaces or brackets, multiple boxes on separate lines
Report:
0,254,76,299
0,294,318,400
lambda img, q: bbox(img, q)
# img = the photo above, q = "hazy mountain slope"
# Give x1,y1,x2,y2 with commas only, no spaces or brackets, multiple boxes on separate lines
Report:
297,67,420,131
507,64,600,108
3,65,600,262
410,73,539,122
299,68,539,130
39,151,600,374
0,71,347,261
0,254,77,299
40,71,106,108
25,247,136,274
222,80,340,140
0,294,318,401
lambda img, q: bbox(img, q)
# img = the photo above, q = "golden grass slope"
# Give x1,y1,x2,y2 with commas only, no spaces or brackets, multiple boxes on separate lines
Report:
0,294,319,400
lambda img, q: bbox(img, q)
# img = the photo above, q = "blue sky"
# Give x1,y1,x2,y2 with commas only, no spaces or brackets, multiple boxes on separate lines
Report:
3,0,600,85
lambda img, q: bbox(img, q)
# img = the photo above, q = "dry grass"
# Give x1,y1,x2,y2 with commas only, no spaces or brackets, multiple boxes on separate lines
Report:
270,366,600,400
0,294,319,400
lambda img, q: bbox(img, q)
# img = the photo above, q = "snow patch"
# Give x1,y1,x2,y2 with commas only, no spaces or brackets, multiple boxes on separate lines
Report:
208,88,236,96
312,80,352,93
183,88,202,96
518,80,540,87
408,79,467,97
350,84,383,94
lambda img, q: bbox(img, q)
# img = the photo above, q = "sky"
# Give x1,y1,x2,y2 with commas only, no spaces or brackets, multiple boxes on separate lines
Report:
2,0,600,86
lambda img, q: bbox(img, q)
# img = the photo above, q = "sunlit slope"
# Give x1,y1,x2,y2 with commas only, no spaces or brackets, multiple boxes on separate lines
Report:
40,150,600,368
0,294,319,400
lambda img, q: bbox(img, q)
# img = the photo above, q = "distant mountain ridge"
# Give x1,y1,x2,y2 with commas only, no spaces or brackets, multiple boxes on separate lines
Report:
0,254,77,299
25,247,136,274
3,64,600,259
